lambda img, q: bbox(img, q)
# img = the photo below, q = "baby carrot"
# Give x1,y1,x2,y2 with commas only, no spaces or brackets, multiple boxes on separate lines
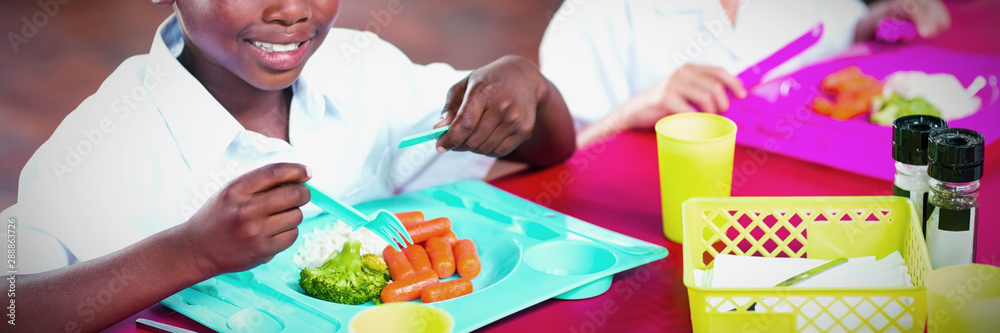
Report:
453,239,481,279
407,217,452,244
402,244,433,275
383,245,415,281
425,237,456,279
421,278,473,303
394,211,426,228
381,270,439,303
439,230,459,248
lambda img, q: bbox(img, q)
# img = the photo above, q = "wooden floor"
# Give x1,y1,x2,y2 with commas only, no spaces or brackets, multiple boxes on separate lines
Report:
0,0,563,210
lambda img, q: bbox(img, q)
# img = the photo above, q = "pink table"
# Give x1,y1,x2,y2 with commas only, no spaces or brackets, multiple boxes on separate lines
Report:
110,1,1000,331
109,132,998,332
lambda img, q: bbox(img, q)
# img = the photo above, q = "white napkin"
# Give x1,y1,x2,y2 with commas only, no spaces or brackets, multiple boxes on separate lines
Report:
693,251,915,331
695,251,911,289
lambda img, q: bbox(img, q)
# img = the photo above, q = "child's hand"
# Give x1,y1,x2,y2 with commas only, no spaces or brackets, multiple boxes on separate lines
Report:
176,163,311,276
574,64,743,146
857,0,951,42
434,55,548,157
628,64,746,127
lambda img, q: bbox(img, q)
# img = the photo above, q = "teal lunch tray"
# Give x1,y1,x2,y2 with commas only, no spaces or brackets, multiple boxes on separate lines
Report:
161,180,668,332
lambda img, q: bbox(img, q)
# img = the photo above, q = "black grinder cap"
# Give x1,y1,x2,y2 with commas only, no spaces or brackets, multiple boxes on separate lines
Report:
928,128,985,183
893,115,947,165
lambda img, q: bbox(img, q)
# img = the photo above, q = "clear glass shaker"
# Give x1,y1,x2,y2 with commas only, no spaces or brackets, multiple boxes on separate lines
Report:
925,128,984,269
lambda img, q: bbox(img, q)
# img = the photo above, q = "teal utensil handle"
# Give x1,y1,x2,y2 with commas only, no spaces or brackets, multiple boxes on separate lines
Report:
304,182,368,229
398,125,450,149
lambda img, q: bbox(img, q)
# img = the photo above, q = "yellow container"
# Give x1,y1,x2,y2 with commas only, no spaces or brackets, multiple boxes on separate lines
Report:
349,303,453,333
927,264,1000,332
656,113,737,243
682,196,931,333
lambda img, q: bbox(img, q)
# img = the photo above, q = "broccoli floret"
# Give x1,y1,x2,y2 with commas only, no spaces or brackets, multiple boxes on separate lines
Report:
299,240,390,305
362,253,388,272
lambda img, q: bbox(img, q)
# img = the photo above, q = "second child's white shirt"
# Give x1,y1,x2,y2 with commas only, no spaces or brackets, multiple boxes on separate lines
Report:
540,0,867,127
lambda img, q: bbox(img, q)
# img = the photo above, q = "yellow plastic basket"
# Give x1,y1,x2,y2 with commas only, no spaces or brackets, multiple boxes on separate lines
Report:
682,196,931,333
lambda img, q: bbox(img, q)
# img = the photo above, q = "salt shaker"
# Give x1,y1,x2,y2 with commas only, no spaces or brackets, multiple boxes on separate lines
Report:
925,128,984,269
892,115,946,232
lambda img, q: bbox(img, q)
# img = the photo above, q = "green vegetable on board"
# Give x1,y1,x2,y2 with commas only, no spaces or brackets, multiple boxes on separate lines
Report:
871,93,941,125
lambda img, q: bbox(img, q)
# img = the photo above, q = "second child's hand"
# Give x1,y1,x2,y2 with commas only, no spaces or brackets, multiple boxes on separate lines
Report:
619,64,746,130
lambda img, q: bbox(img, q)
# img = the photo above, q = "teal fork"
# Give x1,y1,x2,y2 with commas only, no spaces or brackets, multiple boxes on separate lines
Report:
303,182,413,251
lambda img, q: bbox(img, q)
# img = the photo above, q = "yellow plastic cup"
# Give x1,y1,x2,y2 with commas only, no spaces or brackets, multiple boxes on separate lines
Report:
349,303,454,333
927,264,1000,333
655,113,737,243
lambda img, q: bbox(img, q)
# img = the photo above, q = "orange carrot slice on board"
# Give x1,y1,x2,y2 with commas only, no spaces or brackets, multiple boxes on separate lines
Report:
811,97,835,115
822,66,862,93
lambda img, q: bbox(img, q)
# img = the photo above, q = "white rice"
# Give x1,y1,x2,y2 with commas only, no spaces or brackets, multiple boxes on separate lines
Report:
293,220,391,269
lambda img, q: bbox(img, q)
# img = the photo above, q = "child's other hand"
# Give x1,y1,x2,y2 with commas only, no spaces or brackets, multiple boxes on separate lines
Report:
177,162,311,276
859,0,951,41
623,64,745,129
434,55,545,157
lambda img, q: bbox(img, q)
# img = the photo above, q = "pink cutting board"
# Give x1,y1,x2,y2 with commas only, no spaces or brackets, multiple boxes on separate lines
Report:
726,44,1000,181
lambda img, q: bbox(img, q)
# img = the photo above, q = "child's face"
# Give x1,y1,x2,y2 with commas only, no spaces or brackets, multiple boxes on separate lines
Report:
172,0,340,90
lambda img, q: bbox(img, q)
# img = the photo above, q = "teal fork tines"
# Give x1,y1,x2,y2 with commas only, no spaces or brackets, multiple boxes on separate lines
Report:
302,182,413,250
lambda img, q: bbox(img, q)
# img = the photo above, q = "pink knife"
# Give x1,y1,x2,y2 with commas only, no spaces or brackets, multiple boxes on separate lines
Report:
737,23,824,89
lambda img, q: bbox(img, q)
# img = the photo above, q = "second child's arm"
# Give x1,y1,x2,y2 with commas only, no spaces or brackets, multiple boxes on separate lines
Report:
13,163,311,332
576,64,746,147
435,55,576,167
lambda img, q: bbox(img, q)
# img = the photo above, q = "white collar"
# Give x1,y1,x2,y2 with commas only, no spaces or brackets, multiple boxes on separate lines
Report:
654,2,711,15
654,1,738,30
146,15,325,172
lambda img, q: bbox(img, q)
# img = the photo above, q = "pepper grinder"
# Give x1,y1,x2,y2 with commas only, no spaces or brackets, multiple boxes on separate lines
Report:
925,128,984,269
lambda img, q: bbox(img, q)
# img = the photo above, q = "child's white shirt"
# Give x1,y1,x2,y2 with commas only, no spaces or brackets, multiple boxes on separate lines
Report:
540,0,867,127
3,15,494,274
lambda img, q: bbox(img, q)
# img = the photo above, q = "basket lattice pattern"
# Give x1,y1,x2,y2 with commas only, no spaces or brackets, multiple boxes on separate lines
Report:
692,200,928,333
705,294,918,332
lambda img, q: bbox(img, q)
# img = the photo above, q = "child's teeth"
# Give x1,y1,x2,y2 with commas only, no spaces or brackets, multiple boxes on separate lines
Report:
252,41,299,53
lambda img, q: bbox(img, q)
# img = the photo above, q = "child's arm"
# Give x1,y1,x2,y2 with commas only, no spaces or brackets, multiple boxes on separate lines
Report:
434,55,576,167
13,163,311,332
576,64,746,147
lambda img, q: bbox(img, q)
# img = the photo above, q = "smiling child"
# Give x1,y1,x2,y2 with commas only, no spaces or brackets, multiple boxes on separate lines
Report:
2,0,575,331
